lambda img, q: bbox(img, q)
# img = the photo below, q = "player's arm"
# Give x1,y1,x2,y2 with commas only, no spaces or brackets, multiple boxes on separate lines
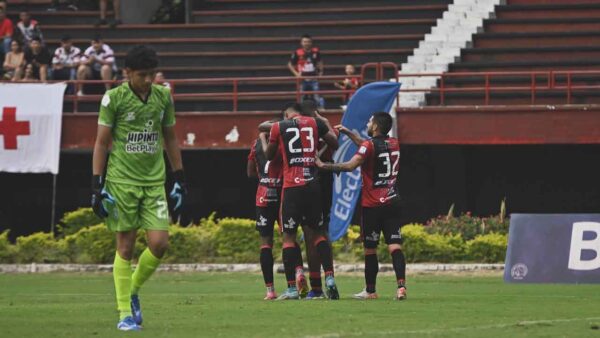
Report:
316,118,338,151
316,154,364,173
259,132,277,160
247,147,258,178
163,126,183,171
247,159,257,178
258,118,279,133
335,125,365,146
93,125,112,176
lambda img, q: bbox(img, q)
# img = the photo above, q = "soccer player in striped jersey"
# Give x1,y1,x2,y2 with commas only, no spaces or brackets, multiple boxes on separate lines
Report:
316,112,407,300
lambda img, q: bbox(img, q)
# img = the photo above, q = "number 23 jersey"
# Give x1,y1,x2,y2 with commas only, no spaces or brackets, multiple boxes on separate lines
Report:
356,136,400,207
269,115,329,188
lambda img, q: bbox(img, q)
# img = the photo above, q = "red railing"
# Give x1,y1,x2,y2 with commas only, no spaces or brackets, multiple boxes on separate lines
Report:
5,66,600,113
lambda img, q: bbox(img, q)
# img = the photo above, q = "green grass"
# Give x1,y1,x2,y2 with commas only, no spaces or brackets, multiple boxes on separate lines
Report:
0,272,599,337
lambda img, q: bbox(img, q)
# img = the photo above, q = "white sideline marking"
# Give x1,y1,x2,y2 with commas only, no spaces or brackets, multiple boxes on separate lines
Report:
304,317,600,338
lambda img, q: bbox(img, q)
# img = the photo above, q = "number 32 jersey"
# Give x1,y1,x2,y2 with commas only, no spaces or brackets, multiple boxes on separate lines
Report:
356,136,400,207
269,115,329,188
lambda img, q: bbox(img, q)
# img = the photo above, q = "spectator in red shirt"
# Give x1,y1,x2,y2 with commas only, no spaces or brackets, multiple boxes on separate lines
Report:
334,64,360,103
0,8,12,55
288,34,325,109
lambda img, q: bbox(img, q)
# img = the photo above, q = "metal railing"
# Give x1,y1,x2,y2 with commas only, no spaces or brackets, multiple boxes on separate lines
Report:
4,65,600,113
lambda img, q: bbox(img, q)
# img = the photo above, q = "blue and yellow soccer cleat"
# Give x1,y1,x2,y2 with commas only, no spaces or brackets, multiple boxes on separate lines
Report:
131,294,143,325
305,289,325,300
117,316,141,331
325,276,340,300
276,287,300,300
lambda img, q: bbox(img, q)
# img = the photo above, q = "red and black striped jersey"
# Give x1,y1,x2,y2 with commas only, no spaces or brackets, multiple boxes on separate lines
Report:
290,47,321,76
269,115,329,188
355,136,400,207
248,138,283,207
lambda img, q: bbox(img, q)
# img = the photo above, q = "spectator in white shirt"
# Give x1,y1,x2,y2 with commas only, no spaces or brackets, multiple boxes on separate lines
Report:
76,35,115,94
52,34,80,80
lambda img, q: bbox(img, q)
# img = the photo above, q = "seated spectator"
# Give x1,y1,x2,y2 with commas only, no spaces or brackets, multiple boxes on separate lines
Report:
334,64,360,103
154,71,171,89
288,34,325,108
52,34,80,81
77,35,116,94
0,1,5,12
3,40,24,81
0,8,12,55
96,0,121,28
24,37,51,81
20,63,37,82
15,11,43,45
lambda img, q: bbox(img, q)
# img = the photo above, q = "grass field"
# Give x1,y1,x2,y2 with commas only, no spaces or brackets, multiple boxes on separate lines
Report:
0,272,599,337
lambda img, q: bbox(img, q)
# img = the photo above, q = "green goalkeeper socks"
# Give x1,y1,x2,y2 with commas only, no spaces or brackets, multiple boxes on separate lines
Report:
113,252,133,320
131,248,162,296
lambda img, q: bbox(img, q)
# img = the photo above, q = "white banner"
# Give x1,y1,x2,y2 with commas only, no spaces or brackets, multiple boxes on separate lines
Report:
0,83,66,174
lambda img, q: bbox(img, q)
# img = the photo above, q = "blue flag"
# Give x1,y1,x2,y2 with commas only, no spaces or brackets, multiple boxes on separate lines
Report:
328,81,401,241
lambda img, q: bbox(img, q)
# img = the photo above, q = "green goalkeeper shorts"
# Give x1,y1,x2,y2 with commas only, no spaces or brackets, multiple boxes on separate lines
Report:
103,180,170,232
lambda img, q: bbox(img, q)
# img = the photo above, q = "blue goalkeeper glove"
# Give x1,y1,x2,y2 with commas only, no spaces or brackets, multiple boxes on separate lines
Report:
91,175,115,218
168,170,187,222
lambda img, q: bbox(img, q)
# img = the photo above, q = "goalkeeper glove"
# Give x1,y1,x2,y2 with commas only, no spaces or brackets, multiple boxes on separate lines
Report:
91,175,115,218
169,170,187,222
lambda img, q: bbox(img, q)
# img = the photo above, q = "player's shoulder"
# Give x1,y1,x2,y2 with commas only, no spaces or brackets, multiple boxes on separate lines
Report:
152,83,171,97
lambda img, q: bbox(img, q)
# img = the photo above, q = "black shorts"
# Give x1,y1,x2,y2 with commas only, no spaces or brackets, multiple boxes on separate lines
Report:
319,171,334,231
361,199,403,248
255,203,279,238
280,180,323,233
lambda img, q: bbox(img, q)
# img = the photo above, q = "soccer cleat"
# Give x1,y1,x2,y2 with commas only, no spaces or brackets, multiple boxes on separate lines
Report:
276,287,300,300
296,272,308,299
353,289,378,300
264,290,277,300
325,276,339,300
130,294,143,325
305,290,325,300
117,316,141,331
396,287,407,301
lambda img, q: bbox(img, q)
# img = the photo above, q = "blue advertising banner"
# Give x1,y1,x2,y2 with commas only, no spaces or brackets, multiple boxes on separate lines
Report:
505,214,600,283
328,81,400,241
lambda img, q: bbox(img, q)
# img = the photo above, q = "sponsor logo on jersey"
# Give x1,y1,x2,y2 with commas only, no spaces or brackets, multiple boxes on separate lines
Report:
125,112,136,121
125,120,160,154
290,157,315,164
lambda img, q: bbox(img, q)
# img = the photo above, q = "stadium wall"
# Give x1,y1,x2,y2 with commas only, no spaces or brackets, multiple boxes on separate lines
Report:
2,145,600,239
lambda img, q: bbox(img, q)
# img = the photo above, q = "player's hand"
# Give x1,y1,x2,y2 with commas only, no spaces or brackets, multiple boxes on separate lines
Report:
168,170,187,222
334,124,351,135
91,175,115,218
315,156,324,168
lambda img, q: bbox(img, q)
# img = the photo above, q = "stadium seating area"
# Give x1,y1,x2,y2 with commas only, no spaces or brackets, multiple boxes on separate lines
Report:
6,0,451,112
5,0,600,110
426,0,600,105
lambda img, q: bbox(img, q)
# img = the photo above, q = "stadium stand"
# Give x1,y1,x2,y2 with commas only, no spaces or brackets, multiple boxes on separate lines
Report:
425,0,600,106
6,0,451,112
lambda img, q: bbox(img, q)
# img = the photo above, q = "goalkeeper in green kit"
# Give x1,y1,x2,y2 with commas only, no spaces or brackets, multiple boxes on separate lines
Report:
91,45,186,331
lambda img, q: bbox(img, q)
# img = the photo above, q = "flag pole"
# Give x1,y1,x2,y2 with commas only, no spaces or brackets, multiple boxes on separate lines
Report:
50,174,57,235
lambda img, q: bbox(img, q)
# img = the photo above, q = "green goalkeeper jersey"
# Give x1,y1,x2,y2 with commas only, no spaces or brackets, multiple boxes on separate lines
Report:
98,82,175,186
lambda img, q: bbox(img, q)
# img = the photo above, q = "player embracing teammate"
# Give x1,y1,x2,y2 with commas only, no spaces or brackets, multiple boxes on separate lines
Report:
257,103,340,300
316,112,407,300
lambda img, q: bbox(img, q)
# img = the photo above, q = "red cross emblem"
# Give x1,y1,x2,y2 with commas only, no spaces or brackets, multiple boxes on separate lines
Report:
0,107,31,150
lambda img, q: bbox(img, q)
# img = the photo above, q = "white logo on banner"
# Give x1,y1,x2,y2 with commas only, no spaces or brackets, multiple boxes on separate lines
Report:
511,263,528,280
568,222,600,271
